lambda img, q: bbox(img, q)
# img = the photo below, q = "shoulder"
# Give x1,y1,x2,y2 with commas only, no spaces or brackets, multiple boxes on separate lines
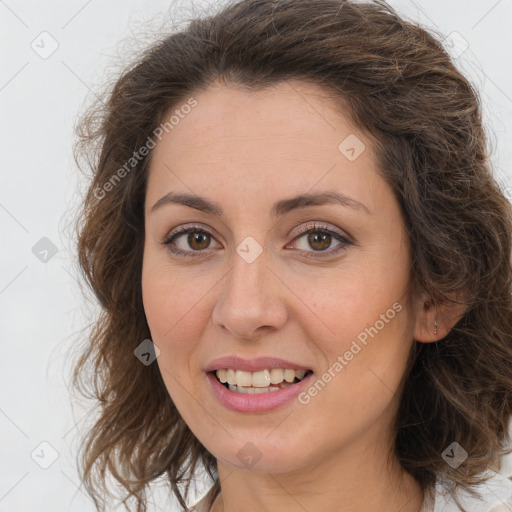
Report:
433,471,512,511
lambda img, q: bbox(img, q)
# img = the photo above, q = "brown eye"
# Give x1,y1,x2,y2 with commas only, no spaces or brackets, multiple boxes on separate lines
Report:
305,232,332,251
186,231,211,250
163,226,220,258
293,230,342,253
290,223,353,258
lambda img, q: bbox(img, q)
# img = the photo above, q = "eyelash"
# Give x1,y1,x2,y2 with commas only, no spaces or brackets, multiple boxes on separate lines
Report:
161,222,353,259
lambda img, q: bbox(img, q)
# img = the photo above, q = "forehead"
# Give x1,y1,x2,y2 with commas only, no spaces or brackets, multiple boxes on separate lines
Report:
153,80,359,158
146,80,385,217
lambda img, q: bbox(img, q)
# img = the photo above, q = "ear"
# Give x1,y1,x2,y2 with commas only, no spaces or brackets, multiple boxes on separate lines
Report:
413,293,468,343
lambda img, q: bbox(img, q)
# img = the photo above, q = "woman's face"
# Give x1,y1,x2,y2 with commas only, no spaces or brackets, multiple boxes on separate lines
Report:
142,80,419,474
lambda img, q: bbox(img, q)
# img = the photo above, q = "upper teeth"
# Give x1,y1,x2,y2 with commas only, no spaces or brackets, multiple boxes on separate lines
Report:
215,369,307,387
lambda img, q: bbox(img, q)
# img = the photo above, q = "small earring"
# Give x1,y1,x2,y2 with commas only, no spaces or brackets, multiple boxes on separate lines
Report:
434,317,438,336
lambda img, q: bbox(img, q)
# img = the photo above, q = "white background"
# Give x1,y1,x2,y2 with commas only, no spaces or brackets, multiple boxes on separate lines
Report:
1,0,512,511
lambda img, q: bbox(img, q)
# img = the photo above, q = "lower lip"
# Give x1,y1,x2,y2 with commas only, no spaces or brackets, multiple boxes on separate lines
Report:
206,371,314,413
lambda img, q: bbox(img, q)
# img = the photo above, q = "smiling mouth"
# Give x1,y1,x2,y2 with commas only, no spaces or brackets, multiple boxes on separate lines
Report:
210,368,314,394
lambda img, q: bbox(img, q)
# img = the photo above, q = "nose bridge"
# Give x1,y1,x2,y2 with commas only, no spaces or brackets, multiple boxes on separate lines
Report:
225,242,272,310
212,239,287,337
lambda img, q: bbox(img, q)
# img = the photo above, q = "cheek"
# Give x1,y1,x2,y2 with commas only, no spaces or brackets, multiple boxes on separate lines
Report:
293,255,413,406
142,256,202,337
141,263,207,417
312,293,410,390
294,255,410,345
141,259,215,380
142,267,177,340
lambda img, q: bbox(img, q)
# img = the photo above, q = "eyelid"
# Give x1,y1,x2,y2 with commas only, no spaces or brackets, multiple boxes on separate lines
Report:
162,222,219,243
291,221,354,244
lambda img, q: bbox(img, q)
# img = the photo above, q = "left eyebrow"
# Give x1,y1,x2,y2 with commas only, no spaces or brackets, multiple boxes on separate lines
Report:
150,190,372,217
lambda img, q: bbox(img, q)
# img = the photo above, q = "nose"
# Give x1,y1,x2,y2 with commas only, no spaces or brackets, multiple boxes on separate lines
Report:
211,246,288,340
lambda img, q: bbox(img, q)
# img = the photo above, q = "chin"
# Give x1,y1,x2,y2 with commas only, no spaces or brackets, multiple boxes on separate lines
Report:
203,433,315,474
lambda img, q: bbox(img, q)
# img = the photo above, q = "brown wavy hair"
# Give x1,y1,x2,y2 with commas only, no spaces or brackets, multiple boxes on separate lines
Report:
71,0,512,510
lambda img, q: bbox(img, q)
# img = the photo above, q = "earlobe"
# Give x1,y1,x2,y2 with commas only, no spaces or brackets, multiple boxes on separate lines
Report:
413,296,467,343
413,299,438,343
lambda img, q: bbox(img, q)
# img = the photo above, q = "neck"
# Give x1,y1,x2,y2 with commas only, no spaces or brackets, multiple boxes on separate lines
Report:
209,433,424,512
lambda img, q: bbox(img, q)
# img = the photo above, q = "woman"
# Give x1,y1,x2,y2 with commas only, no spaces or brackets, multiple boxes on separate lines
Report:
72,1,512,511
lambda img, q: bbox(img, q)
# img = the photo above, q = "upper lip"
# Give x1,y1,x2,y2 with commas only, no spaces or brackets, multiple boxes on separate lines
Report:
204,356,312,373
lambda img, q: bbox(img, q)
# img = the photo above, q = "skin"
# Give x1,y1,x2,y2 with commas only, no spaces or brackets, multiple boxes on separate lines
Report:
141,80,459,512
